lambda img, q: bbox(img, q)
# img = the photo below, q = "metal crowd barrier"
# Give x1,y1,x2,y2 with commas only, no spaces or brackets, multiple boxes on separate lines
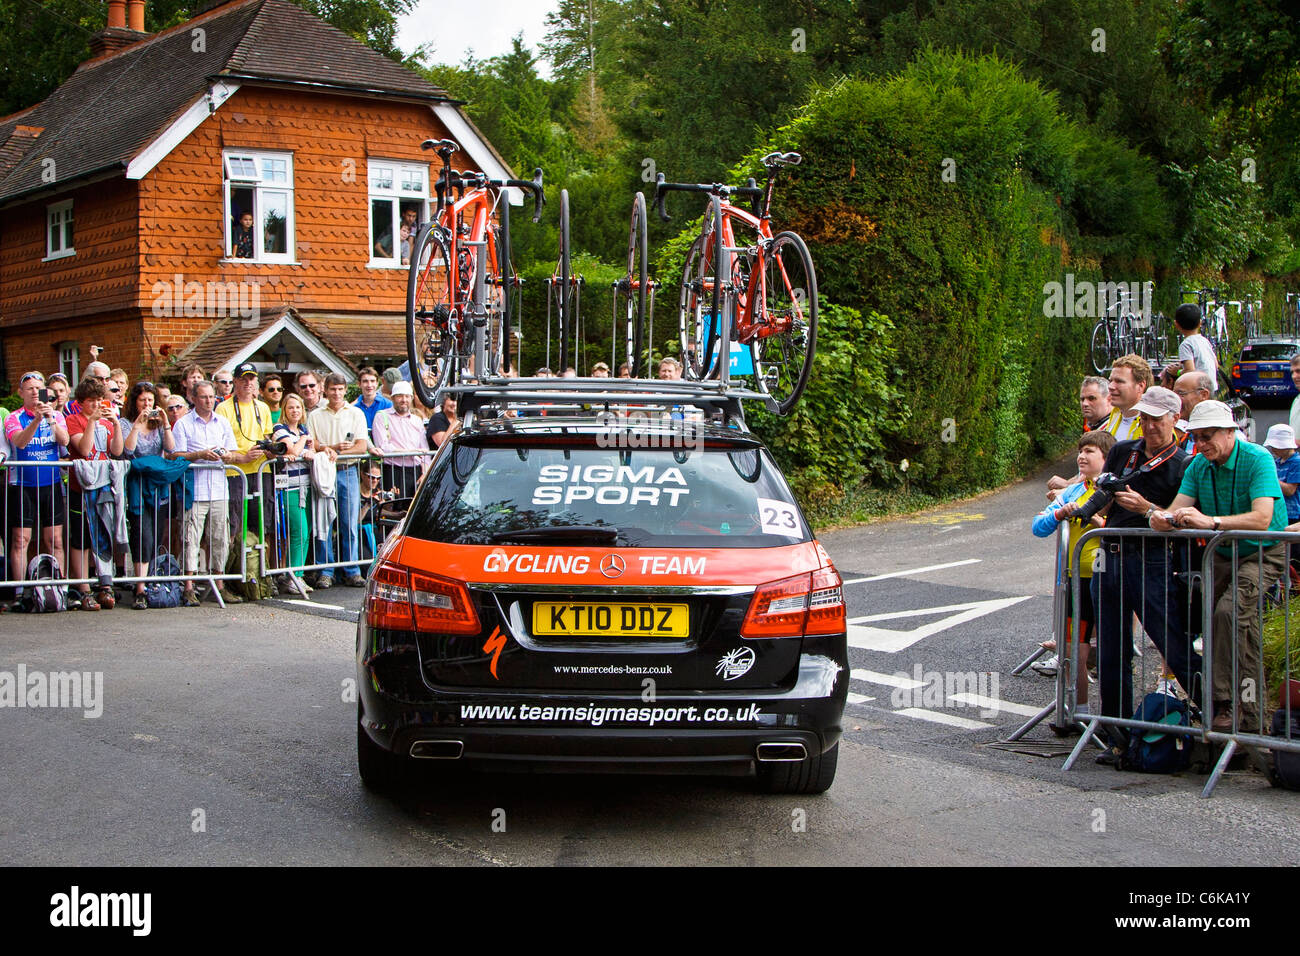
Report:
1,459,247,607
251,448,436,593
1049,524,1299,797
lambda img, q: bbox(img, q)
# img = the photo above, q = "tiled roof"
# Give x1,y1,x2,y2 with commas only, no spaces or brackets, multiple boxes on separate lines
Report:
0,0,449,204
296,311,406,360
179,309,288,373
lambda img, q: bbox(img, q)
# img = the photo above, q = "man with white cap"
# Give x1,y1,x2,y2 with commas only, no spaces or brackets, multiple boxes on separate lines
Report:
1152,400,1287,734
1088,385,1196,763
371,380,428,498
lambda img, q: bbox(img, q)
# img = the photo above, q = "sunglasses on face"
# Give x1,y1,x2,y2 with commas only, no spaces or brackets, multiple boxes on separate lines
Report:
265,386,283,393
168,404,185,411
216,379,233,385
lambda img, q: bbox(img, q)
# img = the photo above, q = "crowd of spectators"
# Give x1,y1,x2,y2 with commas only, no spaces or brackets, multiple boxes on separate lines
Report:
1037,303,1293,763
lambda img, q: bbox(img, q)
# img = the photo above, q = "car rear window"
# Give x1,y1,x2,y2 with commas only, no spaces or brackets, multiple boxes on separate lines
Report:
404,441,810,547
1241,343,1298,361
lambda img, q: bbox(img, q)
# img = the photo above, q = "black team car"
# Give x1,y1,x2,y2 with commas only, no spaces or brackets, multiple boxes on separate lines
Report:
356,379,848,793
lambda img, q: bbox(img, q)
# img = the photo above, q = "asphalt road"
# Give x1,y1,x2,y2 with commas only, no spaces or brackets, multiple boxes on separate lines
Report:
3,432,1298,865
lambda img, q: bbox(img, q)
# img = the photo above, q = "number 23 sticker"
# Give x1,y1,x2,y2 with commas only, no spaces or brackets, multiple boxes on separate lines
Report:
758,498,801,537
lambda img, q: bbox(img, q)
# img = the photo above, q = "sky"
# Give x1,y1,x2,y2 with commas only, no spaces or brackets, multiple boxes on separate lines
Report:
397,0,558,77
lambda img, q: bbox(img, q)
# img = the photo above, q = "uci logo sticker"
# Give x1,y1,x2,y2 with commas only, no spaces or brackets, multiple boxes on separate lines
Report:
715,647,756,680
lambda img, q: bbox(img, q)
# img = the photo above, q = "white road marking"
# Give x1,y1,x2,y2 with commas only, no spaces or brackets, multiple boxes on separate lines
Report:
841,558,981,585
284,599,345,611
894,707,993,730
846,693,875,704
946,693,1043,717
850,668,924,690
846,595,1034,653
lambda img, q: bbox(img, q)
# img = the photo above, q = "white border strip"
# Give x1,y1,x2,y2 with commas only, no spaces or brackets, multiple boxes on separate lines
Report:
842,559,981,584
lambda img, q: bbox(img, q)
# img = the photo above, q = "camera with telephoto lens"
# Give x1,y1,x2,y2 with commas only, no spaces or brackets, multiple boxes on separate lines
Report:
1055,471,1137,523
255,439,289,456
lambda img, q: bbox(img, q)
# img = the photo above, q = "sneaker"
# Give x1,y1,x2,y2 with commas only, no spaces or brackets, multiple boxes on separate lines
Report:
1154,676,1178,697
66,590,81,611
1095,745,1124,767
1030,654,1059,677
182,589,201,608
344,574,366,588
316,576,333,589
95,588,115,610
80,591,101,612
133,592,148,610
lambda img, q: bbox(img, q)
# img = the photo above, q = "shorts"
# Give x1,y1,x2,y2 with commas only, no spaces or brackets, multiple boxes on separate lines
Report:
6,483,67,532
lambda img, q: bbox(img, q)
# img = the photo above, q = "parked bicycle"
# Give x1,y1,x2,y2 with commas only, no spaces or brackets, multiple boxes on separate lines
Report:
544,189,584,373
1284,293,1300,338
405,138,544,407
654,151,817,414
1088,294,1136,373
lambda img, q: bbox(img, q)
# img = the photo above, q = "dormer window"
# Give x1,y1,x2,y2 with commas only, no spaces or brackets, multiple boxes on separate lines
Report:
223,150,295,262
45,200,75,260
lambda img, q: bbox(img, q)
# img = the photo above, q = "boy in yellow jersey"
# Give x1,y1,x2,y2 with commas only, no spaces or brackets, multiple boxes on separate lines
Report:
1033,430,1118,720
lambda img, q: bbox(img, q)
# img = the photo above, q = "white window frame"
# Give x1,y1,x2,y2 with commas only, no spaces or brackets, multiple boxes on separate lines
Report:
222,149,295,263
57,342,80,383
367,159,430,269
44,200,75,261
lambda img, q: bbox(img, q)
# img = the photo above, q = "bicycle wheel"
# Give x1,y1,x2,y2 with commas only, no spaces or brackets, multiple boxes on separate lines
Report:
617,192,649,377
1114,314,1135,359
1089,321,1112,373
679,196,725,380
750,230,818,414
553,189,573,373
406,223,456,409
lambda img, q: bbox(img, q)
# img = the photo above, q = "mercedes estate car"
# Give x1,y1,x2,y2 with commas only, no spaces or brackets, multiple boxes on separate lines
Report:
356,384,848,794
1230,336,1300,401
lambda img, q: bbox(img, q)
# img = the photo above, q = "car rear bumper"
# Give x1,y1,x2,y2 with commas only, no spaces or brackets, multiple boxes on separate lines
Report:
358,630,847,774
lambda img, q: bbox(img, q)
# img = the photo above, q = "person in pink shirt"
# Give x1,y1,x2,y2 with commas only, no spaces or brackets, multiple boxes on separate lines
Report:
371,381,429,498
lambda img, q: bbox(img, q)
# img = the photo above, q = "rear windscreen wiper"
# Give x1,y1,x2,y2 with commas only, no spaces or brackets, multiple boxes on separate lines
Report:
487,525,620,544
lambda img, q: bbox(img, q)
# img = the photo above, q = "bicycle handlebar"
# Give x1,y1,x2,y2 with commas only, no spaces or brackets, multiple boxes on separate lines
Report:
652,173,764,222
436,167,546,223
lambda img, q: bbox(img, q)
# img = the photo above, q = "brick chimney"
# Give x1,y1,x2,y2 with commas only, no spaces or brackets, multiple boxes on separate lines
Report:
88,0,149,60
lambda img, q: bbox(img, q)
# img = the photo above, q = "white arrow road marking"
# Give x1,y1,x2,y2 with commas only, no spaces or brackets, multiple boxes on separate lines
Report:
846,595,1033,653
946,693,1043,717
846,693,875,704
284,599,345,611
850,668,924,690
842,558,981,585
893,707,993,730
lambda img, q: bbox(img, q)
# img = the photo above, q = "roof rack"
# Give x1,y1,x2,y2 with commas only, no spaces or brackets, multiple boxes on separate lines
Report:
447,375,775,428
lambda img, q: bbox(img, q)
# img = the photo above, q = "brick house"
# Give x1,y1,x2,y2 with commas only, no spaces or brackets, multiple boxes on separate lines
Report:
0,0,512,387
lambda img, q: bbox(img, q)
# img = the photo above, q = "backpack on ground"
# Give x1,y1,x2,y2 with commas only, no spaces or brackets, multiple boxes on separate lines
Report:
24,553,67,613
1121,692,1193,773
1271,709,1300,791
145,551,183,609
226,530,273,601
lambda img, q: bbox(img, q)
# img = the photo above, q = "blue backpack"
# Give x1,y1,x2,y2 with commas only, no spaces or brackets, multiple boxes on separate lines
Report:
145,552,183,609
1121,692,1193,773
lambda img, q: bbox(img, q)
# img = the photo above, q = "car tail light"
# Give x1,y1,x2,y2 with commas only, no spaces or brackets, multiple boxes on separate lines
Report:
1231,363,1241,380
364,563,479,634
741,568,846,638
805,566,846,635
410,571,480,634
366,561,413,630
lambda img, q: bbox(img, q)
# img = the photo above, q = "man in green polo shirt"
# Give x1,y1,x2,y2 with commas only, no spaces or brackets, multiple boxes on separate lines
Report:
1152,400,1287,734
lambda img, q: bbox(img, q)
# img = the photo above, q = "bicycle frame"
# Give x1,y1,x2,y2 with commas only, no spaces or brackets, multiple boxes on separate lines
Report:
715,201,803,343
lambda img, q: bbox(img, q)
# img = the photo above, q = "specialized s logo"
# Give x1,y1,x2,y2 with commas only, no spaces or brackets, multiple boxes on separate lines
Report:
483,627,507,679
715,647,756,680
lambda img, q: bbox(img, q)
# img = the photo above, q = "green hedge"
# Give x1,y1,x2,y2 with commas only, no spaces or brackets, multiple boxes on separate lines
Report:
709,51,1174,495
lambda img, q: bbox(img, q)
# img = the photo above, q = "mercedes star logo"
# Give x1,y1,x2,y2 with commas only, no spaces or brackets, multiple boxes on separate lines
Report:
599,554,626,578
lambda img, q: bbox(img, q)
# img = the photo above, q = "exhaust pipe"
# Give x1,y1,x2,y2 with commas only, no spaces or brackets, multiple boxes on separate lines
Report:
410,739,464,759
755,741,807,762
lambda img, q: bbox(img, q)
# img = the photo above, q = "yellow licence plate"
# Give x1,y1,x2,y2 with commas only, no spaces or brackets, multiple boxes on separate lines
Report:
1260,370,1283,379
533,602,690,637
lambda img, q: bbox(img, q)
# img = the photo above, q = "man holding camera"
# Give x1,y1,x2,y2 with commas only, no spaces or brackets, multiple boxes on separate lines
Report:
1088,386,1197,762
216,362,275,552
1152,400,1288,733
